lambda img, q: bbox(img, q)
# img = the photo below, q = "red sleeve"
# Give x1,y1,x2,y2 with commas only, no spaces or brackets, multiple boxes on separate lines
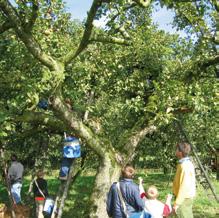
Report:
140,192,147,199
163,204,171,217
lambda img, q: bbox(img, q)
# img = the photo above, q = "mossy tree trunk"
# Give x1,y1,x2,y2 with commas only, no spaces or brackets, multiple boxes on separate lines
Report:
89,154,121,218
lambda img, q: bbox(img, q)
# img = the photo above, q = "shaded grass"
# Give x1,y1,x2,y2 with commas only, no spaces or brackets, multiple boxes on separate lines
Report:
1,170,218,218
63,174,95,217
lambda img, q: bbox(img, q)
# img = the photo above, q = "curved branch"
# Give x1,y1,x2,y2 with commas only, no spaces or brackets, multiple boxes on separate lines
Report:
61,0,103,66
0,0,57,70
124,124,157,163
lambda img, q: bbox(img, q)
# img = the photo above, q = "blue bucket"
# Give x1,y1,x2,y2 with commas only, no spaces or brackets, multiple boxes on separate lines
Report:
63,137,81,158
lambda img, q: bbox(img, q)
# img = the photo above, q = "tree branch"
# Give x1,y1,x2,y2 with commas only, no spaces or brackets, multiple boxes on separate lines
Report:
133,0,151,8
89,35,130,45
200,54,219,69
25,0,39,32
123,124,157,163
50,91,116,159
106,3,136,26
15,111,69,132
212,0,219,12
117,25,131,39
0,0,57,70
83,90,95,121
0,20,12,34
61,0,103,65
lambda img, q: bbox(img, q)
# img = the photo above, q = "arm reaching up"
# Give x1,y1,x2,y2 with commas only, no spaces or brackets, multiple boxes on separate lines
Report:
138,177,147,200
165,194,172,209
163,194,173,217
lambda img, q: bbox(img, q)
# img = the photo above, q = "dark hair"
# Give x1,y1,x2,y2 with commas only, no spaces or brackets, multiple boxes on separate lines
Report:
177,142,191,157
36,170,44,178
11,154,17,161
121,165,135,179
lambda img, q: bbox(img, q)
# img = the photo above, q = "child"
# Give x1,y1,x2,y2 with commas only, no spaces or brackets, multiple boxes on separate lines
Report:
139,178,172,218
32,170,49,218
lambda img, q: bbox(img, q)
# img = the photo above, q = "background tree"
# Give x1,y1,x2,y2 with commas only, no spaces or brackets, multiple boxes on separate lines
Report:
0,0,218,217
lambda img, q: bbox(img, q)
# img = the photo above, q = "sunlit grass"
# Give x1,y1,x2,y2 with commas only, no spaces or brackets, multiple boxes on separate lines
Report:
0,170,218,217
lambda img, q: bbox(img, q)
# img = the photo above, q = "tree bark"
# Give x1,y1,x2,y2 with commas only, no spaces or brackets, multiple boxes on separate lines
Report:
89,154,121,218
51,92,122,217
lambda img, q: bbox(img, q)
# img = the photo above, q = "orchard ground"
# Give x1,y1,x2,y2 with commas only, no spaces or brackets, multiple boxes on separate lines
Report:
0,169,218,218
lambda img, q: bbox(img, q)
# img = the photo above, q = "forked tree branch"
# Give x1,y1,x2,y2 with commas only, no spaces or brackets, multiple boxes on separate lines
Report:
25,0,39,32
61,0,103,65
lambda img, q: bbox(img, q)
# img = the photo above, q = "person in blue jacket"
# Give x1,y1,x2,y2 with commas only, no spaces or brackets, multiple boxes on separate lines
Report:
106,165,145,218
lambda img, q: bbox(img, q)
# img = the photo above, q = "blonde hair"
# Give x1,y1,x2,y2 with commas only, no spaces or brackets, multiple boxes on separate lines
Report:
147,185,159,199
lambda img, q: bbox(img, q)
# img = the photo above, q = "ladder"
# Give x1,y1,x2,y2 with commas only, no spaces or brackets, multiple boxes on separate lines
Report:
176,120,219,202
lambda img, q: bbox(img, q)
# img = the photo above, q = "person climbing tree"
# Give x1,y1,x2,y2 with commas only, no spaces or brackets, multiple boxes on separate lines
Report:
59,136,81,180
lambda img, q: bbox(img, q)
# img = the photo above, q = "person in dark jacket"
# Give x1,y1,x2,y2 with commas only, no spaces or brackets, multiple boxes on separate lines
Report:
33,170,49,218
106,165,144,218
8,154,24,204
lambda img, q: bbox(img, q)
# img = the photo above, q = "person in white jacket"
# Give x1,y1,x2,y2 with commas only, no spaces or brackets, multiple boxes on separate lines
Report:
139,178,172,218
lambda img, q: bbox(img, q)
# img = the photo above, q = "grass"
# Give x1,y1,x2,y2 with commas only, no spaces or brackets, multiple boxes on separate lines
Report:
0,169,218,218
136,169,219,218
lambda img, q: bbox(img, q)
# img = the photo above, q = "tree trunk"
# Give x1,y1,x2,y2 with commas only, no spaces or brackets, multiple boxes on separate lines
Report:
216,149,219,181
89,153,121,218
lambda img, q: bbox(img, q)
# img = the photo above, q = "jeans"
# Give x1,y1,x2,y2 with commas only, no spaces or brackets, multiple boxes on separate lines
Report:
11,182,22,204
59,158,73,178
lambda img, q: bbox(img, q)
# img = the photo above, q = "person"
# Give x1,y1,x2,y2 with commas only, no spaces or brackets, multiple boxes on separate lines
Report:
138,177,172,218
32,170,49,218
106,165,145,218
172,142,196,218
59,136,80,180
59,158,73,180
8,154,24,204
